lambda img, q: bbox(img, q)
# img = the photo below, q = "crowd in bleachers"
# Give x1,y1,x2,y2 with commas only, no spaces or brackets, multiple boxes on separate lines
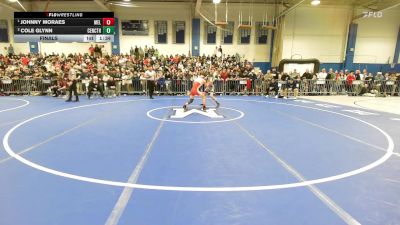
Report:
0,45,399,98
0,46,255,82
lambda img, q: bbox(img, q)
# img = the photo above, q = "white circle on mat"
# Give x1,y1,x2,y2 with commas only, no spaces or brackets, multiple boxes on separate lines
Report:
0,98,30,113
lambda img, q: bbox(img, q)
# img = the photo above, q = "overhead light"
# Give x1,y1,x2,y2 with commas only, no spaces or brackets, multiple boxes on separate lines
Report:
8,0,19,2
109,2,140,7
213,0,221,4
122,0,131,2
311,0,320,5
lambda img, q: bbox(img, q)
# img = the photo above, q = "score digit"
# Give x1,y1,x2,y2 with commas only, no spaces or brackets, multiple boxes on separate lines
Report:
102,26,115,34
102,18,115,26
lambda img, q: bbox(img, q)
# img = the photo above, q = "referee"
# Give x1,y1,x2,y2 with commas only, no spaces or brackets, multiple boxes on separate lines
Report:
66,66,79,102
145,66,156,99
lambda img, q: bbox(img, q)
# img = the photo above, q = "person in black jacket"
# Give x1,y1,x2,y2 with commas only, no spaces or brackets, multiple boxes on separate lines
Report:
302,69,313,79
355,70,362,80
301,69,313,95
285,78,299,99
106,77,117,97
88,76,104,99
268,77,280,98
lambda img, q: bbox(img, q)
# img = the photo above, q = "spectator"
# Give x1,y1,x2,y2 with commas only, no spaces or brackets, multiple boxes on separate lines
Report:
285,78,299,99
301,69,313,79
7,44,14,57
317,68,327,80
130,47,134,56
156,71,165,94
88,76,104,99
290,69,300,79
355,69,363,80
139,47,144,59
326,68,335,80
149,46,155,57
375,72,384,81
144,45,149,58
346,71,356,95
362,69,368,79
214,47,218,56
316,68,327,94
51,78,68,97
220,68,229,81
134,45,139,59
106,77,117,97
154,48,159,57
93,44,101,57
397,73,400,96
268,77,279,98
385,73,397,96
89,44,94,56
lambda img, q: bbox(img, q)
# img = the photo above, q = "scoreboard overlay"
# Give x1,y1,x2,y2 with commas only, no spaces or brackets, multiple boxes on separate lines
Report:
14,12,115,43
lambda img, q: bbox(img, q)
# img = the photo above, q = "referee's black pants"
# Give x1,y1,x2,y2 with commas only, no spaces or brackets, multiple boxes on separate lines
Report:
147,80,155,98
67,80,79,101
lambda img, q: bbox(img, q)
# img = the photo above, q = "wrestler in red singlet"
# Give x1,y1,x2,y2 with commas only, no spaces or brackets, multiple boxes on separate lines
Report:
183,76,207,111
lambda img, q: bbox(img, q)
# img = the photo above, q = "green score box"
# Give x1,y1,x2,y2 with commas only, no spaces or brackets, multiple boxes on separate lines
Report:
102,26,115,34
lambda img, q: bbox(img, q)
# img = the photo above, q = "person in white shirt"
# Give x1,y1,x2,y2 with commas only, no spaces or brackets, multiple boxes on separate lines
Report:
317,68,327,80
144,66,156,99
213,47,218,56
317,68,327,94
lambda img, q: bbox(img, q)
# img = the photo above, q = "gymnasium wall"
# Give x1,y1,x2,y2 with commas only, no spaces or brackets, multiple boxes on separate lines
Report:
0,1,399,73
0,1,275,64
350,8,400,73
116,3,192,56
0,1,191,56
354,9,400,64
282,5,400,73
0,7,29,54
199,3,275,64
282,5,351,63
40,2,192,56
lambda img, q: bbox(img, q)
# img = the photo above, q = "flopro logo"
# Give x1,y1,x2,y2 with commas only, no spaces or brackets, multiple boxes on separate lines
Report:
363,11,383,18
171,108,223,119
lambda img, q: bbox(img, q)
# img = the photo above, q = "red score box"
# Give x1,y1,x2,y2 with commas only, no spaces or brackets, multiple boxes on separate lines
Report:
102,18,115,26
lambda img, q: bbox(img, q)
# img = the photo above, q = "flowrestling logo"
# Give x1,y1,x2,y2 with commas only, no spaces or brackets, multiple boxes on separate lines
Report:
171,108,223,119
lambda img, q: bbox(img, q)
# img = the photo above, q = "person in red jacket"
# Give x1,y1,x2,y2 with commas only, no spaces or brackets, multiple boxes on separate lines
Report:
88,45,94,56
346,71,356,94
21,56,30,66
220,68,229,81
346,71,356,85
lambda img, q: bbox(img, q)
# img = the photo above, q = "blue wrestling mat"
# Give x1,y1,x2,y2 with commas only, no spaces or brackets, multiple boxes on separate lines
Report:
0,96,399,225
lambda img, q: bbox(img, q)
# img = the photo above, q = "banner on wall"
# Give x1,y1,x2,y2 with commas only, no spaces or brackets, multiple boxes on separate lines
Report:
121,20,149,35
279,59,320,75
0,20,9,43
